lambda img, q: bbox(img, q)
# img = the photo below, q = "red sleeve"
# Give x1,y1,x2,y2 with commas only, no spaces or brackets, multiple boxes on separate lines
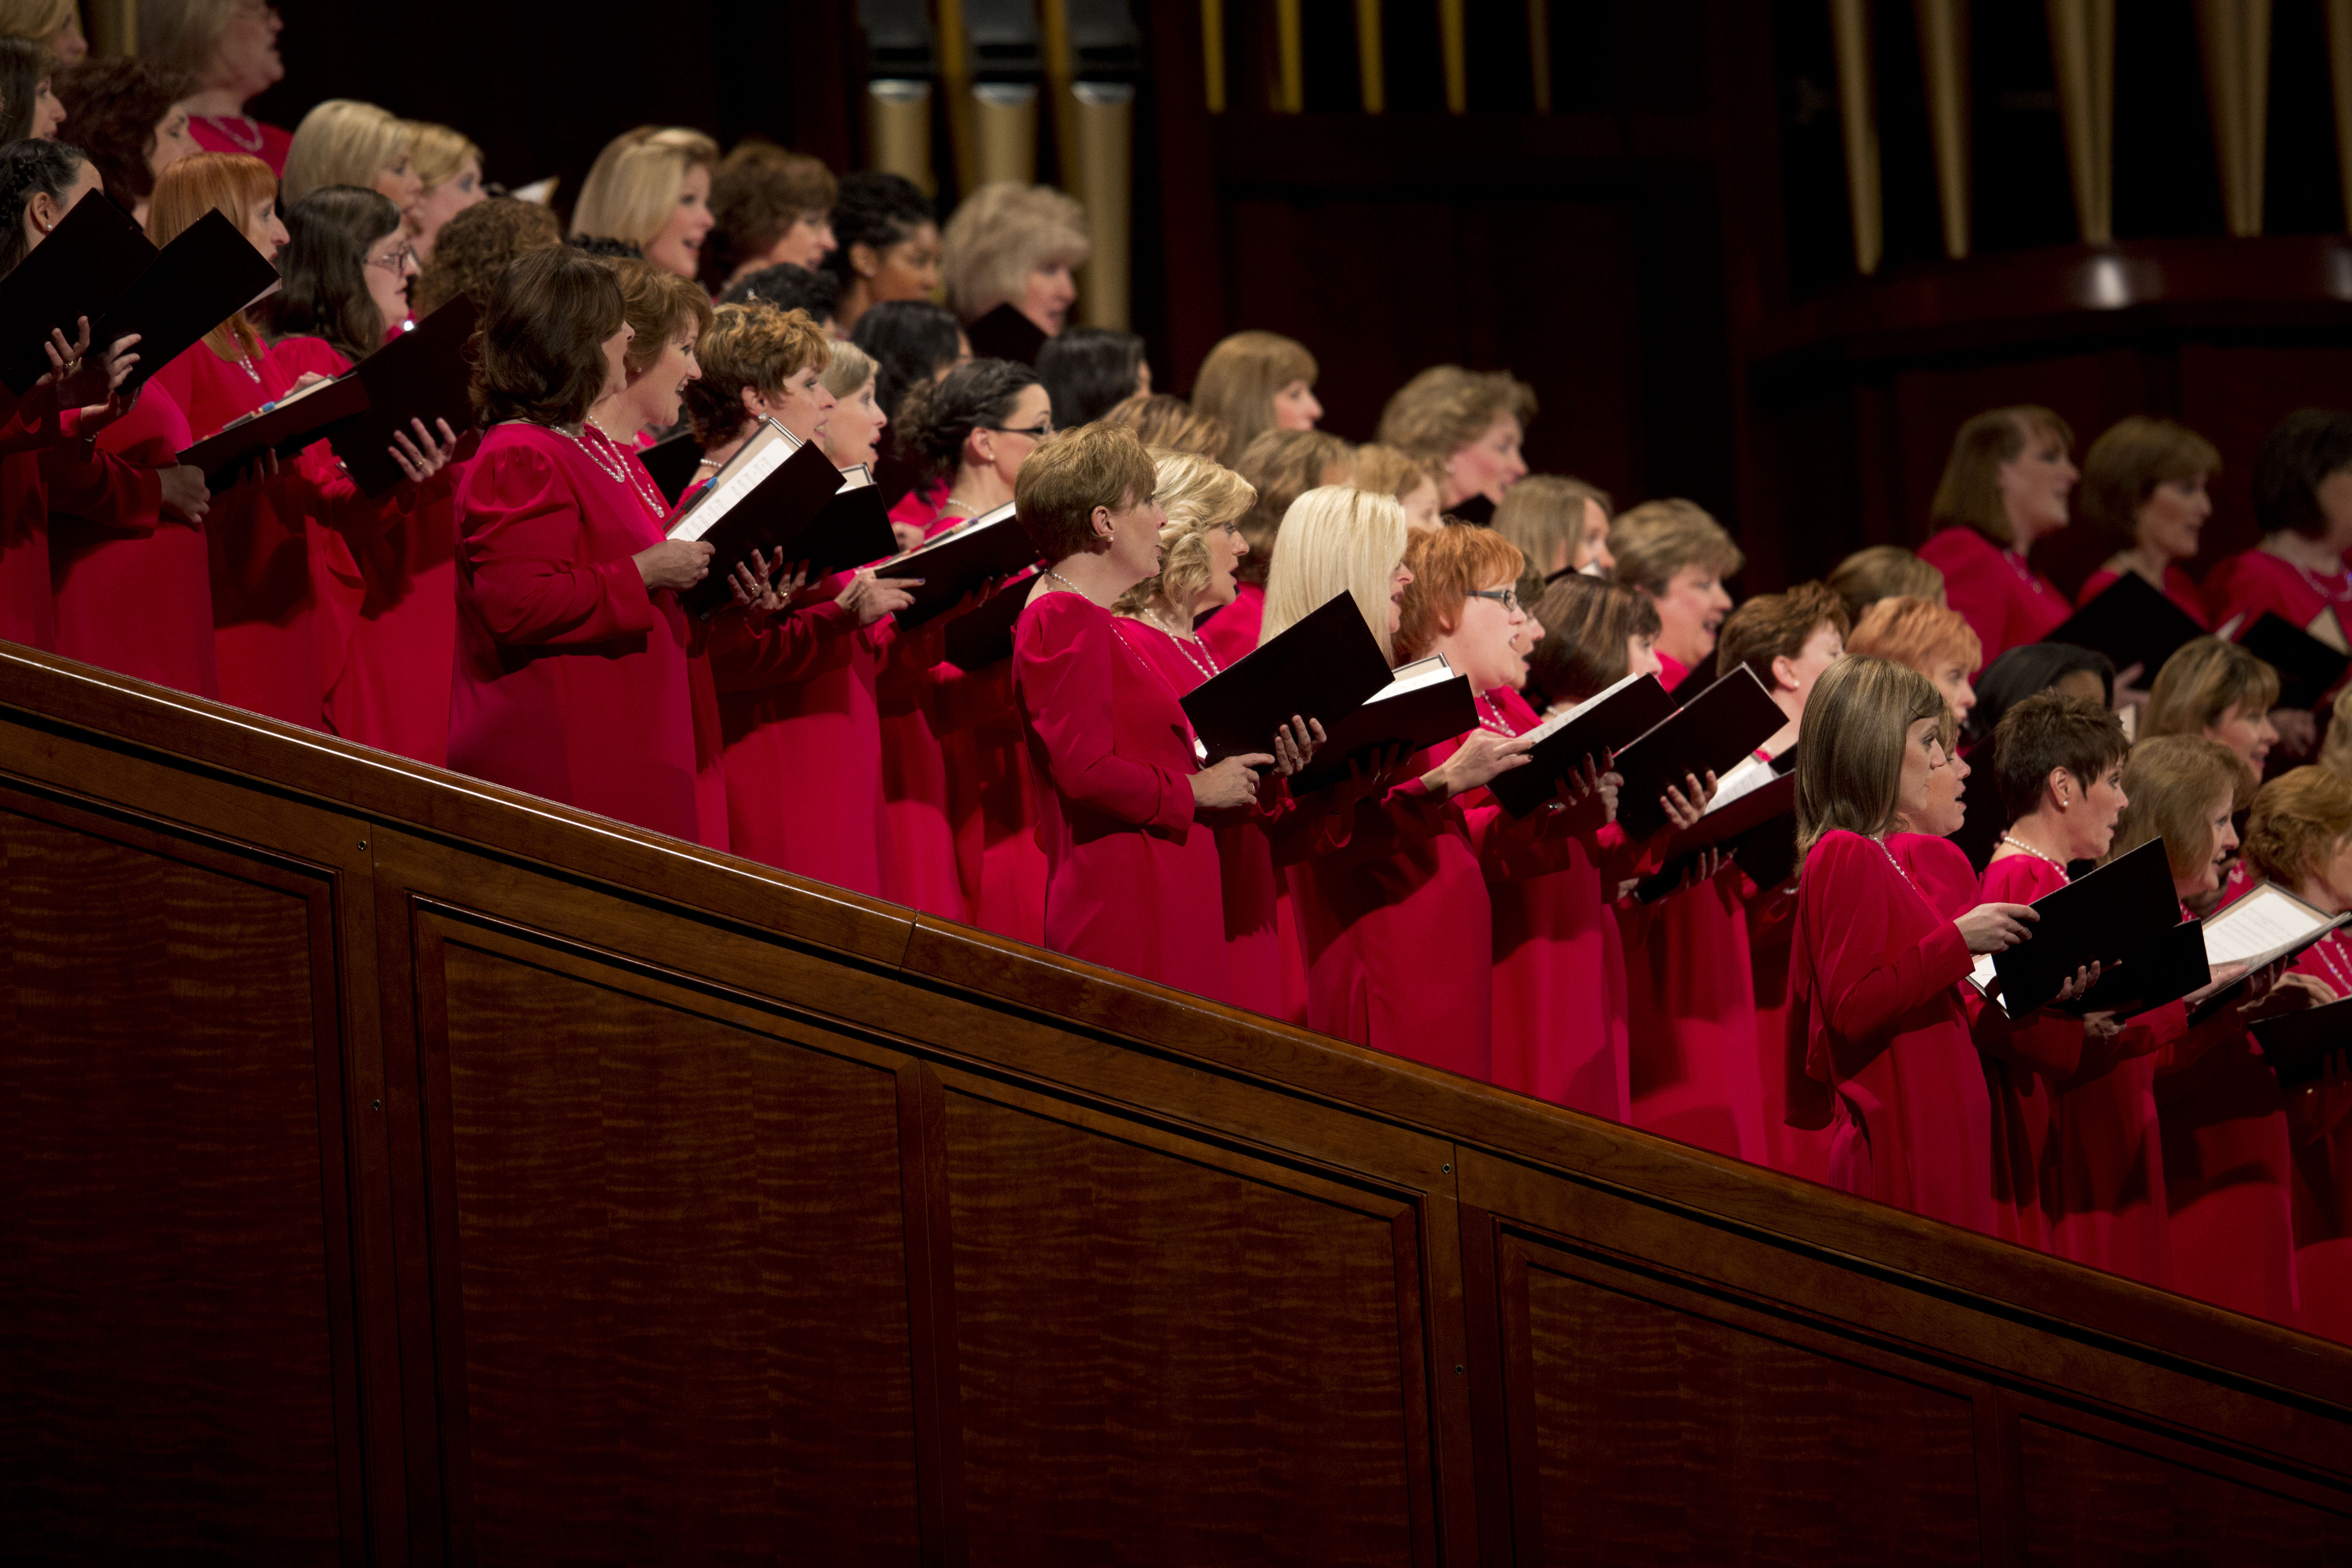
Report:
1014,596,1195,835
1807,834,1975,1051
703,599,861,692
1926,533,2010,666
461,442,656,645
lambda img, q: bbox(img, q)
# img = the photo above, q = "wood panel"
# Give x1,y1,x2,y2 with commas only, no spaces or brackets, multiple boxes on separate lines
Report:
2017,1418,2352,1565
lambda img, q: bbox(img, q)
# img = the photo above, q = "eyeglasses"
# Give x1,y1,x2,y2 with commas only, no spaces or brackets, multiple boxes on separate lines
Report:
1467,587,1524,614
989,419,1054,440
366,245,417,274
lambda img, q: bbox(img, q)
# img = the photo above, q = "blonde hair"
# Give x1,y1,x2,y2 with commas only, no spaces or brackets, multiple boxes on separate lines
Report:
2322,686,2352,781
407,121,482,191
137,0,242,80
1114,450,1258,617
1796,655,1948,857
1493,474,1612,578
1609,498,1745,596
1846,595,1983,678
1261,485,1409,662
1351,443,1440,504
281,99,409,204
2145,637,2281,740
2109,734,2254,882
939,181,1089,322
572,126,720,247
1105,392,1228,458
147,151,276,360
1191,330,1316,466
820,338,878,400
2244,766,2352,889
1376,365,1537,460
1930,405,2074,547
0,0,75,46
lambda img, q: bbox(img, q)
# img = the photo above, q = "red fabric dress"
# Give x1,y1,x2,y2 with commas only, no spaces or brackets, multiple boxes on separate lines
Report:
187,114,293,175
2291,931,2352,1340
2201,546,2352,639
1919,526,2069,666
1013,590,1228,1001
0,404,57,650
1788,830,1998,1235
2075,565,2211,630
1111,616,1290,1015
1619,863,1764,1161
448,422,699,841
872,494,974,923
1197,580,1264,667
47,382,219,696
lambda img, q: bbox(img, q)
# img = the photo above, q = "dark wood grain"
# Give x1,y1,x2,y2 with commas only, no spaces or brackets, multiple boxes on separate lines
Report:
2019,1417,2352,1566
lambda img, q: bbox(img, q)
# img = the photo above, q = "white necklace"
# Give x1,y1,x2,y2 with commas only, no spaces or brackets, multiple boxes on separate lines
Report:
1475,691,1516,737
232,349,260,384
1997,833,2070,875
557,423,665,516
2286,554,2352,603
2312,932,2352,996
1872,834,1922,895
1143,608,1220,681
203,113,265,152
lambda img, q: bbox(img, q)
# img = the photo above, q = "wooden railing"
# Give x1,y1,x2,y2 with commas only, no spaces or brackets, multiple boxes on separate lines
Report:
5,639,2352,1563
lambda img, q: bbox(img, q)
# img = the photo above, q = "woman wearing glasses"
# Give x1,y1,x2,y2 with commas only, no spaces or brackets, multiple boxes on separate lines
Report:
261,183,462,762
892,358,1057,939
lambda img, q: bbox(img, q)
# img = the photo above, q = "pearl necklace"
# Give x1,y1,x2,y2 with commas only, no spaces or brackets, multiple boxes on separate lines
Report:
2312,932,2352,997
565,423,666,517
201,113,265,153
2000,547,2049,596
1997,833,2071,876
1475,691,1516,737
2282,552,2352,605
1143,607,1221,681
232,350,260,384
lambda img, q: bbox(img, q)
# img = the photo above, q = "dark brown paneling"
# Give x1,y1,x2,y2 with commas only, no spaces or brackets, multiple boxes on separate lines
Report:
0,794,354,1562
2019,1418,2352,1565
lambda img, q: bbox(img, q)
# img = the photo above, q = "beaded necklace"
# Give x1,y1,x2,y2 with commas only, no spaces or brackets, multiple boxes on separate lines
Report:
1475,691,1517,737
1142,607,1221,682
2312,932,2352,997
1996,833,2071,877
199,113,265,153
567,422,667,517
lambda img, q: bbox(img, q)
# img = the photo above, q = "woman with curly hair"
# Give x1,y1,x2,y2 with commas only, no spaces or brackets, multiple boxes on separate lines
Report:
409,196,562,317
52,56,198,225
817,170,938,337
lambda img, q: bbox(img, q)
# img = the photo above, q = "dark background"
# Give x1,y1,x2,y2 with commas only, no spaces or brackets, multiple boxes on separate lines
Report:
251,0,2352,595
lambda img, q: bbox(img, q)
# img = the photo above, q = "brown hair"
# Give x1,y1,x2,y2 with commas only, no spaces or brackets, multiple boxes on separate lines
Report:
1376,365,1537,460
2324,686,2352,781
2078,415,2221,546
2145,637,2280,739
603,256,713,379
54,56,195,211
1527,574,1659,708
680,302,830,448
1828,544,1944,625
1930,405,2074,547
2244,766,2352,889
1989,691,2128,822
1350,443,1440,506
1715,581,1850,686
1191,330,1316,466
1797,656,1949,856
1233,428,1354,588
1395,524,1526,663
1014,422,1156,562
137,0,245,80
1104,392,1228,459
1492,474,1611,576
703,140,838,291
146,150,278,360
469,244,627,428
2108,734,2254,882
411,197,563,316
1114,449,1256,617
1846,595,1983,678
1608,498,1744,596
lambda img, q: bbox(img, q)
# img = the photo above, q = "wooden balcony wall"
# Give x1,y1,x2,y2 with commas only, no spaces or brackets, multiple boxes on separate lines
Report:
7,640,2352,1563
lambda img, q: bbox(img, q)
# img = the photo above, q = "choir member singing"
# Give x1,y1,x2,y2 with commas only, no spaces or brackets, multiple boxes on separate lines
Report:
142,0,290,173
2202,409,2352,652
1919,406,2077,664
940,181,1086,341
0,37,63,140
1846,595,1982,725
2145,637,2280,778
281,99,420,223
1828,544,1944,627
1788,655,2045,1233
1376,365,1534,519
820,172,940,339
2075,416,2218,629
1201,428,1352,666
403,121,484,266
1191,330,1321,466
1351,444,1443,535
572,126,719,280
703,140,837,295
1607,498,1741,692
446,245,710,837
53,56,200,228
1494,474,1612,579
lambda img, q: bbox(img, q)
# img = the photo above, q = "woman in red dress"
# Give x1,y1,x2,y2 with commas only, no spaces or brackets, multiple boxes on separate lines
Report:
1918,406,2078,665
891,358,1056,936
2073,417,2217,632
1787,655,2043,1235
1189,329,1323,468
148,0,292,175
1607,498,1740,693
1110,449,1323,1018
1374,364,1534,521
1263,485,1535,1073
1200,428,1353,667
2237,767,2352,1339
447,246,714,838
1011,423,1288,1000
677,302,913,889
2203,411,2352,748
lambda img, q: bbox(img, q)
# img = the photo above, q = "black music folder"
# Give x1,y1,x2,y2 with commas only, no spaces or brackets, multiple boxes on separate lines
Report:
941,570,1037,672
1285,655,1480,796
874,501,1042,628
0,189,153,394
2046,572,2208,679
639,429,703,505
2237,611,2351,711
963,302,1047,366
1966,838,2179,1016
1486,671,1677,819
1633,768,1797,903
666,421,867,619
90,209,280,392
2049,918,2212,1020
1609,666,1788,840
327,296,481,495
1178,591,1394,765
2251,997,2352,1089
175,371,369,485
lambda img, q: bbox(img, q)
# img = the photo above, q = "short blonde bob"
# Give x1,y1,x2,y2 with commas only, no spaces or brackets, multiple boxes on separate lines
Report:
1796,655,1948,858
1114,449,1258,618
1191,330,1316,466
407,121,482,191
573,126,720,248
939,181,1089,322
282,98,408,204
1260,485,1409,662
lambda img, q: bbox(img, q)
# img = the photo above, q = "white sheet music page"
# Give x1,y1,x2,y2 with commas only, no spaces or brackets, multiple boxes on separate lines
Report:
665,419,798,542
2202,883,2343,969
